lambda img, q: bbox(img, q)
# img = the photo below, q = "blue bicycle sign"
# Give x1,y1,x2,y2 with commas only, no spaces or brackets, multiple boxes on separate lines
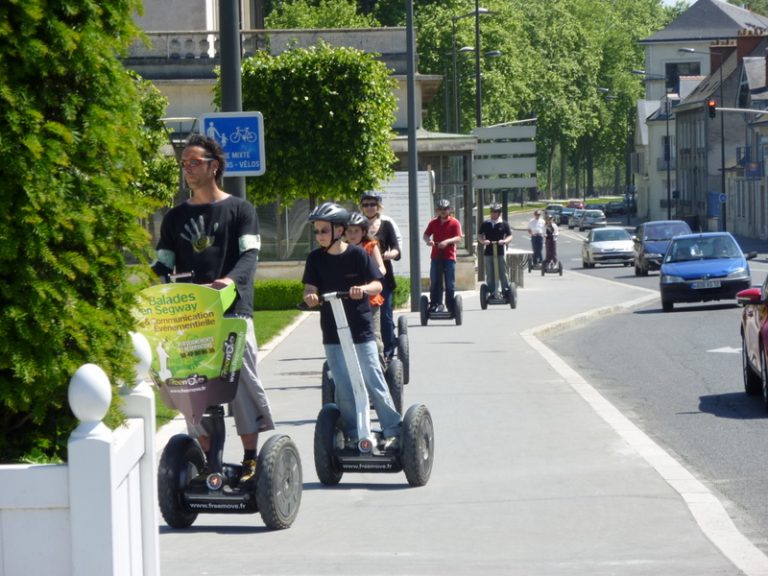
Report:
198,112,266,177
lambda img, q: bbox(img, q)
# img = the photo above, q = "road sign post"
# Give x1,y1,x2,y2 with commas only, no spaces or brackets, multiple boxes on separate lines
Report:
199,112,266,177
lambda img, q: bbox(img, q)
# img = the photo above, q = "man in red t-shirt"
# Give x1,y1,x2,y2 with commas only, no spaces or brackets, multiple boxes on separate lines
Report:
422,199,463,313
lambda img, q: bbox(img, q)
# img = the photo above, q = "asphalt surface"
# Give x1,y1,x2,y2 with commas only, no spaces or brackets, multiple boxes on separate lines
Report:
156,228,768,575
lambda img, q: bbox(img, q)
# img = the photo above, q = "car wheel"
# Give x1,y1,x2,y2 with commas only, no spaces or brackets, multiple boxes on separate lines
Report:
634,263,641,276
661,298,673,312
743,336,762,396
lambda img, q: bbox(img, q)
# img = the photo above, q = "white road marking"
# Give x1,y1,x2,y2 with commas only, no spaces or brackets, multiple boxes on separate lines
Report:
708,346,741,354
522,298,768,576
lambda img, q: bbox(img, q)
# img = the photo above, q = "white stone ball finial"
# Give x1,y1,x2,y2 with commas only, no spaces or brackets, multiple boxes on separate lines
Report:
130,331,152,380
68,363,112,422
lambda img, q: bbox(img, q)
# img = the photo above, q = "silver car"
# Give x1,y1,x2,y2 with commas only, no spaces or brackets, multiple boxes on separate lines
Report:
581,226,634,268
568,209,585,229
578,209,607,231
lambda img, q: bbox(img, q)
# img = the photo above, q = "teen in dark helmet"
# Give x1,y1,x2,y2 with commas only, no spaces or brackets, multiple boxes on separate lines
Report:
359,192,401,361
422,198,463,312
303,203,402,448
479,203,512,297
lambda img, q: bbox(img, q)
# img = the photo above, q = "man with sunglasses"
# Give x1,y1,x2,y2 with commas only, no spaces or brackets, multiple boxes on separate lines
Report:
422,199,463,313
152,134,275,485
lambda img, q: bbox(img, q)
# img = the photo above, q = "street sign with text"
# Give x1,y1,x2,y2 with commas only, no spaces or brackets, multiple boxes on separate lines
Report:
198,111,265,177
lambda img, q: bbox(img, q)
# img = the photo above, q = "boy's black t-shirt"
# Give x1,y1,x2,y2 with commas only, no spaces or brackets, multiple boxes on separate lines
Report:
302,244,383,345
479,219,511,255
152,196,260,316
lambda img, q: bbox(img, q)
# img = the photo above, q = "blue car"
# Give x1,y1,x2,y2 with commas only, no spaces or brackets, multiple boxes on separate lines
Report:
659,232,755,312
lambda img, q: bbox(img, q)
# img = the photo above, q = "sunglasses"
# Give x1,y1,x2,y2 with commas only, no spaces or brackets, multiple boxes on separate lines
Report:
361,202,378,208
313,227,332,235
180,157,214,169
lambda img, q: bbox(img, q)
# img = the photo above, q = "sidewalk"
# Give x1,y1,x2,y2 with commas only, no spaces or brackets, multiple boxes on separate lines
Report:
159,262,768,575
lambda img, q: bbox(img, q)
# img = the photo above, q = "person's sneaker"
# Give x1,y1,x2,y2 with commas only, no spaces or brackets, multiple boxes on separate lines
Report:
428,303,438,312
383,436,400,451
239,459,257,484
437,304,446,313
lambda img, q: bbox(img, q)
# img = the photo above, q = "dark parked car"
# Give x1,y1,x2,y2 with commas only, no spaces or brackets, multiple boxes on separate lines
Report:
659,232,754,312
559,206,575,225
633,220,692,276
545,204,564,224
604,201,626,216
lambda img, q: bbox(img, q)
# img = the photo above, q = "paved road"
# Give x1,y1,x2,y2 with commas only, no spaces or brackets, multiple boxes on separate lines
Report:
157,251,768,575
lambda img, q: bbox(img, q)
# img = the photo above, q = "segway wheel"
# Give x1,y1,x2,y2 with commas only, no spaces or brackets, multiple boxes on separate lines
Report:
480,283,489,310
397,314,408,337
558,261,563,276
385,357,404,413
314,405,344,485
454,294,463,326
401,404,434,487
419,295,429,326
397,332,410,385
321,360,335,406
508,284,518,310
158,434,205,529
256,434,303,530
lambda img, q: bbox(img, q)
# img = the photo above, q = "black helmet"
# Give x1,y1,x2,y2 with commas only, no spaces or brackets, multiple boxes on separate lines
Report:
437,198,451,210
360,192,382,204
490,203,502,212
308,202,349,226
347,211,370,230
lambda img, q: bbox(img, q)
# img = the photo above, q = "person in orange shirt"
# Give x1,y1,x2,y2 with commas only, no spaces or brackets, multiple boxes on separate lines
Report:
347,212,386,364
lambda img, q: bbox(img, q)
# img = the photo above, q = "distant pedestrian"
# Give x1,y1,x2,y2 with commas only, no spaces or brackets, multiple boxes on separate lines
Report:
528,209,545,265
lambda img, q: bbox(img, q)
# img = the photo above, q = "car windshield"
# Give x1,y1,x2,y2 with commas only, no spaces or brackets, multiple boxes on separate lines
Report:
645,222,690,241
665,236,741,262
593,229,629,242
586,210,603,217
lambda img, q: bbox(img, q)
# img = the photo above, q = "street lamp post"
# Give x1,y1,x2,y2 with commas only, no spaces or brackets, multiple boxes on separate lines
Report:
450,7,490,133
680,47,726,231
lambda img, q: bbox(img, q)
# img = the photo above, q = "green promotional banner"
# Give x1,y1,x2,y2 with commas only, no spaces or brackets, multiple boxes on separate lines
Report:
134,283,247,424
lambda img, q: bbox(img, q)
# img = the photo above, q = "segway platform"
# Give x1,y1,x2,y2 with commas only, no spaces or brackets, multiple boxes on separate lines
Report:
419,294,463,326
313,292,434,487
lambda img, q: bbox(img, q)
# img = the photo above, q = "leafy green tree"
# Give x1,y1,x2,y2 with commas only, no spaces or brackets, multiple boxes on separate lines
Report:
0,0,172,462
233,42,398,205
266,0,379,28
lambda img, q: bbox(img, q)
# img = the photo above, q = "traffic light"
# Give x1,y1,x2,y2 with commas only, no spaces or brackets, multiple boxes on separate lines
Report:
707,99,717,119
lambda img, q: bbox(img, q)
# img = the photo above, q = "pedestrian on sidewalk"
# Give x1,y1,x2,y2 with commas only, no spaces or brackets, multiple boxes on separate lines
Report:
479,203,512,297
423,199,463,313
151,133,275,485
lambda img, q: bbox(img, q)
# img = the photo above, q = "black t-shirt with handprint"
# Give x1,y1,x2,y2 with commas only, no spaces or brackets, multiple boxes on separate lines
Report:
152,195,260,316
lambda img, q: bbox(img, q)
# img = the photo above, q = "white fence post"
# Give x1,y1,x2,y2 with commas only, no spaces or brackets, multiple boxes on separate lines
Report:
67,363,117,576
121,332,160,576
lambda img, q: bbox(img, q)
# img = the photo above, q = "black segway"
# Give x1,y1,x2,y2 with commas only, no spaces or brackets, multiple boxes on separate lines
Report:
314,292,434,487
136,283,302,530
419,251,463,326
542,232,563,276
395,314,410,384
320,355,403,413
480,241,518,310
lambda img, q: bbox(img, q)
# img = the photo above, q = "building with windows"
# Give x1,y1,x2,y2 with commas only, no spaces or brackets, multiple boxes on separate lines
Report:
633,0,768,228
